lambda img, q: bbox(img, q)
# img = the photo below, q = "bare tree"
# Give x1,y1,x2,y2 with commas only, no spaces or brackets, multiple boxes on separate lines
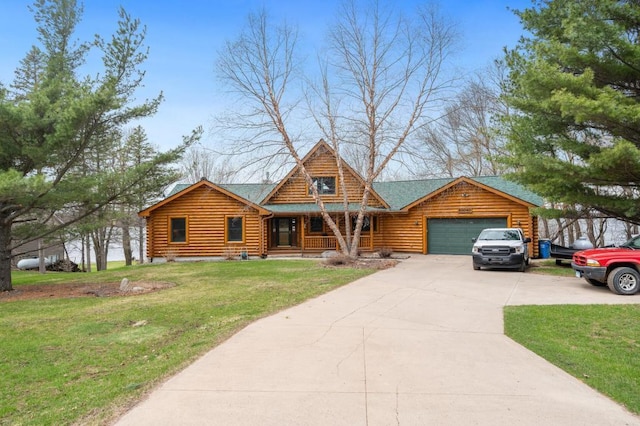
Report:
537,205,613,249
215,1,457,257
415,61,510,177
181,145,237,184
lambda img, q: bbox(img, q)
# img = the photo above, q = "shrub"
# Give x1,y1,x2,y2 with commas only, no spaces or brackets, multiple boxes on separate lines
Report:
377,247,393,258
164,249,177,262
323,254,354,266
223,247,237,260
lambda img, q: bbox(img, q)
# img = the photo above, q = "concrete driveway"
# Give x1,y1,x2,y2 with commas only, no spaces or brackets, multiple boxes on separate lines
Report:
115,255,640,426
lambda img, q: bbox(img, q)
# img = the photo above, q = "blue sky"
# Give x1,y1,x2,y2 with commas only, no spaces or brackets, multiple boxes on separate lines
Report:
1,0,532,152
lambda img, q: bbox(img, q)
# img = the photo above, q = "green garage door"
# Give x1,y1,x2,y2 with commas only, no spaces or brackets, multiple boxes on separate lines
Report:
427,218,507,255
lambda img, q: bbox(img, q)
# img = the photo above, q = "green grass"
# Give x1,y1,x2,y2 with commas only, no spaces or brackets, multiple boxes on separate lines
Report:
0,260,374,425
529,259,576,277
514,258,640,414
505,304,640,415
6,258,640,423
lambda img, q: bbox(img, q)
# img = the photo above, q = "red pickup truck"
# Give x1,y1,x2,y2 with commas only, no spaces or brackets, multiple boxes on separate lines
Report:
571,235,640,295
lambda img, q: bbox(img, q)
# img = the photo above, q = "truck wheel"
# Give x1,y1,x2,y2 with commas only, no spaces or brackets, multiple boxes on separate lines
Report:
473,263,481,271
518,260,526,272
585,278,606,287
607,267,640,295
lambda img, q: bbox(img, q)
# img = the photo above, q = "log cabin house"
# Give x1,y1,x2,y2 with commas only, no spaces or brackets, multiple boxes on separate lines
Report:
139,140,543,261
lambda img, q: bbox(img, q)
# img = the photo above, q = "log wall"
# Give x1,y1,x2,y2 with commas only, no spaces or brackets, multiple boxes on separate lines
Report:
146,185,263,260
377,182,538,255
268,147,384,207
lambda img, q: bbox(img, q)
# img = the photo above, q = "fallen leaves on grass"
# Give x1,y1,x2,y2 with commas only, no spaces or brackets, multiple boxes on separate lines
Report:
0,281,174,301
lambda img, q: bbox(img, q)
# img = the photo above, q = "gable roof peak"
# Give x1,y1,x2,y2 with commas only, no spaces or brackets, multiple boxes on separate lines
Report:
139,179,270,217
257,139,389,208
303,139,333,159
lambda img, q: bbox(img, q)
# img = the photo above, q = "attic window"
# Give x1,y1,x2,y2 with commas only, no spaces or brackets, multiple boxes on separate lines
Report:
310,177,336,195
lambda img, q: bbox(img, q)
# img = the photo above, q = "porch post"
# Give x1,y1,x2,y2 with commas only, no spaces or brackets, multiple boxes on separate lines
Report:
335,214,342,251
301,216,306,251
260,216,265,256
369,216,374,250
261,215,271,256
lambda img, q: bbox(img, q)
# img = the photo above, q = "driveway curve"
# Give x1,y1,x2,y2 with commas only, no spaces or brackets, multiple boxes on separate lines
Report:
115,255,640,426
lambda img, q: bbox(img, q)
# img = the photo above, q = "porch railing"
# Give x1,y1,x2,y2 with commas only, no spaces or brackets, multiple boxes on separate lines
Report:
304,236,337,250
303,235,372,251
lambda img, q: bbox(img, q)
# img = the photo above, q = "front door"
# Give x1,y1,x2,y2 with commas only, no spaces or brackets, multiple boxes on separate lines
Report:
272,217,297,247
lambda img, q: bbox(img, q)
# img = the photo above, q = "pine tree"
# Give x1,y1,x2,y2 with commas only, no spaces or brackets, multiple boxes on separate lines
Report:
0,1,194,290
501,0,640,224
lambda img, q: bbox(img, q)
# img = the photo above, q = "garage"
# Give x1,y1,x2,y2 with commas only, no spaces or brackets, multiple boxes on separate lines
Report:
427,217,507,255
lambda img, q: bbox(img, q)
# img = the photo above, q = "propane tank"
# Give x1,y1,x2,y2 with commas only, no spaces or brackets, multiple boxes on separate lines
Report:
571,236,594,250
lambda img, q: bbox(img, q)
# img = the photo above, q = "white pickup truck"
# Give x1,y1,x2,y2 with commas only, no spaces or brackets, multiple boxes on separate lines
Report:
471,228,531,272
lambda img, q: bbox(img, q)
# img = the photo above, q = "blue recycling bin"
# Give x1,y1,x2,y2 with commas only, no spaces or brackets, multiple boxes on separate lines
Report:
539,239,551,259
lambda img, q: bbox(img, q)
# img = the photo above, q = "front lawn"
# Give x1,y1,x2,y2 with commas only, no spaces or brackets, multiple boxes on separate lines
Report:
0,260,374,425
528,258,576,277
505,304,640,415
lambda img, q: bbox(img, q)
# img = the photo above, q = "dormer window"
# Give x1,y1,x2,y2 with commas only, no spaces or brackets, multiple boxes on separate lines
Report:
309,177,336,195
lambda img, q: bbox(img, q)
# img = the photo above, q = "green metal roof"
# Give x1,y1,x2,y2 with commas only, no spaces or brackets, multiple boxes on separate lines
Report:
373,178,455,210
167,182,276,204
166,176,543,213
373,176,543,210
219,183,276,204
167,183,190,196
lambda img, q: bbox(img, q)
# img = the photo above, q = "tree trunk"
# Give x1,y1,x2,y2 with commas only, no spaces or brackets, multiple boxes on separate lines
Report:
555,218,565,246
92,226,111,271
624,222,638,240
571,221,581,245
93,240,107,271
0,219,13,291
85,234,92,273
122,224,132,266
138,221,144,264
94,248,107,271
540,217,550,239
38,239,46,274
567,220,576,246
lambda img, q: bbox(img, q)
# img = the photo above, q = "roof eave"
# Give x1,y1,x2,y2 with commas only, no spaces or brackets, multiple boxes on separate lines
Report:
139,179,270,217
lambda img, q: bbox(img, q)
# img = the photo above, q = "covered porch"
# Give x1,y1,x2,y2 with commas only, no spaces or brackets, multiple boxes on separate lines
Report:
265,212,378,255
